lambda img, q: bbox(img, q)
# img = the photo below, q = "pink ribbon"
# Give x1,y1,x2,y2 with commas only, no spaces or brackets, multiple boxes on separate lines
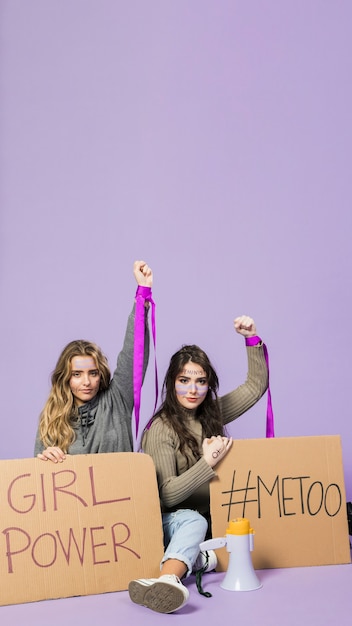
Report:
245,335,274,438
133,286,158,438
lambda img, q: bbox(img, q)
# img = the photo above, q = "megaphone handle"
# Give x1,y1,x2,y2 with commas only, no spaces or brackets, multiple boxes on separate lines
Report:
200,537,227,551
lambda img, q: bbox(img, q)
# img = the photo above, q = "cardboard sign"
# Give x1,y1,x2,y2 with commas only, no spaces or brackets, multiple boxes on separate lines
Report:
0,452,164,606
210,436,351,570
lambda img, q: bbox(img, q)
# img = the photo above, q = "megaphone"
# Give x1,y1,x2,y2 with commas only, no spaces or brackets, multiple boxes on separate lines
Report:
200,517,262,592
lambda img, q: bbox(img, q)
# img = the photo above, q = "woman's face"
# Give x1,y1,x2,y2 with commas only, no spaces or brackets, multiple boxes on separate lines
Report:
69,355,101,406
174,361,209,410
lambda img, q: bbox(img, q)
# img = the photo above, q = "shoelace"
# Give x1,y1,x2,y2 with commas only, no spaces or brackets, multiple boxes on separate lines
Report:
195,552,212,598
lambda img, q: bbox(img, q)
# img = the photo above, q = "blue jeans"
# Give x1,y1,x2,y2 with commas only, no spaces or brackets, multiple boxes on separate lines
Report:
161,509,209,577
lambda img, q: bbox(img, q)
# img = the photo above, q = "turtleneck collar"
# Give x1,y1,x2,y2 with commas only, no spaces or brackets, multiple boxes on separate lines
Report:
74,393,100,446
179,405,198,421
78,392,99,416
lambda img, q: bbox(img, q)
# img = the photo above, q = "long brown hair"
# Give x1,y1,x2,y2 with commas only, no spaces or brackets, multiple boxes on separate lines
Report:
38,340,111,452
151,345,224,463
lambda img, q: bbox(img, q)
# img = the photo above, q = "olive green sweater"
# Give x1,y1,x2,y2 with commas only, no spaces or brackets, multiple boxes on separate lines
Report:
142,343,268,515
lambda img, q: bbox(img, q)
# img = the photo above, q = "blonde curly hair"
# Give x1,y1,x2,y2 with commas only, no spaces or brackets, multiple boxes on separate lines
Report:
38,340,111,452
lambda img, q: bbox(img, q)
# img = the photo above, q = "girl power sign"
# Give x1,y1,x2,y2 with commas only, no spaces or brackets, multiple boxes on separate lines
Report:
0,453,164,606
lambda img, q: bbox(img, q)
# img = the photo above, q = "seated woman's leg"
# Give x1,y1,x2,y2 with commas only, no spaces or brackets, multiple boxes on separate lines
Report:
128,508,208,613
161,508,208,577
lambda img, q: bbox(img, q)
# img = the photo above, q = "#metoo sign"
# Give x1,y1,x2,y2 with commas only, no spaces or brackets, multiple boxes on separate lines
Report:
210,435,351,569
0,452,164,606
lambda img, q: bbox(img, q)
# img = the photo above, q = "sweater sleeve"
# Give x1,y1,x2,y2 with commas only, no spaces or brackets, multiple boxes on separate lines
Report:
34,427,44,456
142,419,215,509
218,343,268,425
109,303,150,415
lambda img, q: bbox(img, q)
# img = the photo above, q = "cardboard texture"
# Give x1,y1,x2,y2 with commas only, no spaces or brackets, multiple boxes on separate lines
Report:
210,435,351,571
0,452,164,606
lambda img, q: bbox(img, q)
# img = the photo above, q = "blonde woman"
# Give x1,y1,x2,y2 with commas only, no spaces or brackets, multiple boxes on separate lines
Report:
34,260,153,462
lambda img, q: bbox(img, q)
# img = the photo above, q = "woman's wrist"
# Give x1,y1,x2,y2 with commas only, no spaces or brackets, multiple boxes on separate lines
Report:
135,285,152,308
245,335,262,346
136,285,152,298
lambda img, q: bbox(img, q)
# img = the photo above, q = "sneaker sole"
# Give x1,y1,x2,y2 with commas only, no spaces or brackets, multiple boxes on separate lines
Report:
128,579,187,613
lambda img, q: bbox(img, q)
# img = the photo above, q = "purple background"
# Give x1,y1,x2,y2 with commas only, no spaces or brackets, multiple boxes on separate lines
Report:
0,2,351,623
1,0,351,502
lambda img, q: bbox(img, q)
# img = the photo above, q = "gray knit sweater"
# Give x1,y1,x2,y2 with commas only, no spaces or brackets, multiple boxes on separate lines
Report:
34,305,149,456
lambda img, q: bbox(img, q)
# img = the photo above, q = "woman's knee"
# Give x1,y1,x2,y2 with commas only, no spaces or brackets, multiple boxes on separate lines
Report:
179,510,208,539
163,509,208,544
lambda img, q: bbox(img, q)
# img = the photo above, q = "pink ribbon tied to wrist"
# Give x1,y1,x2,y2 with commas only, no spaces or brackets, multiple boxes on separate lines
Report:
133,285,158,438
245,335,274,438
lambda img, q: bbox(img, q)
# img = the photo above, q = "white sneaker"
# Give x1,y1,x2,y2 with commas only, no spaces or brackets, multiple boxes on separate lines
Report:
193,549,217,573
128,574,189,613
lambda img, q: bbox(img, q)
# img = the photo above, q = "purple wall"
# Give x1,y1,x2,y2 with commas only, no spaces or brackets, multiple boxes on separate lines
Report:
1,1,351,498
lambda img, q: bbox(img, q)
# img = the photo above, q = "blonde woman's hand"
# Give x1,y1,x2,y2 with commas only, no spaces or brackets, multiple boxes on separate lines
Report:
234,315,257,337
133,260,153,287
202,435,233,468
37,447,66,463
